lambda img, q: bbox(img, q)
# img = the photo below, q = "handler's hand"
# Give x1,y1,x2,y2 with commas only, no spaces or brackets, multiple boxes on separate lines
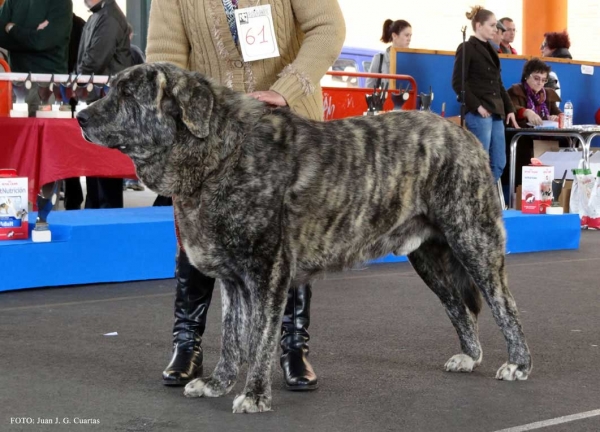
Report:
506,112,520,129
548,115,559,122
37,20,49,30
248,90,287,107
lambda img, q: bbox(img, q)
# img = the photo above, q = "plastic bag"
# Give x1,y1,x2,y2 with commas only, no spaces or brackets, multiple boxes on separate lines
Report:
587,171,600,230
570,168,595,228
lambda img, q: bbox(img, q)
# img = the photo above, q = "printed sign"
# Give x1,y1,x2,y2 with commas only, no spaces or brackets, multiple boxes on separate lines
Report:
235,5,280,62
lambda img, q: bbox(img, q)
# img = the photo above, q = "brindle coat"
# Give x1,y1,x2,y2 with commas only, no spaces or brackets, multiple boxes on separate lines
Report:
78,62,532,414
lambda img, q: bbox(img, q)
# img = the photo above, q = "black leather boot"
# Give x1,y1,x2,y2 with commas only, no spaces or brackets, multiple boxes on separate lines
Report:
162,248,215,386
280,284,318,391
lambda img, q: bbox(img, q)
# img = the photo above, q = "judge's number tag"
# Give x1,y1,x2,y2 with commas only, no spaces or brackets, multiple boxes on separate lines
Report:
235,5,280,62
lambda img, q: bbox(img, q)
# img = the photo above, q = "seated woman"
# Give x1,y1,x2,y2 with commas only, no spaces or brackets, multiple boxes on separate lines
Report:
502,58,561,188
366,19,412,89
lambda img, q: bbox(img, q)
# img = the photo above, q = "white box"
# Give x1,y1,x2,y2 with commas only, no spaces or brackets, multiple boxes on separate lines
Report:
522,165,554,214
0,176,29,240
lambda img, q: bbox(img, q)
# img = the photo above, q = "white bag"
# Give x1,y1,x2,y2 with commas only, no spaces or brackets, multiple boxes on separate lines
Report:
570,168,595,228
587,171,600,230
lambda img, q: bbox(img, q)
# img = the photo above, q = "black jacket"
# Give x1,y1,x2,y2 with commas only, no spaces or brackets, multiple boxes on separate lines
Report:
0,0,72,73
76,0,132,75
130,43,145,66
69,14,86,73
452,36,514,118
550,48,572,60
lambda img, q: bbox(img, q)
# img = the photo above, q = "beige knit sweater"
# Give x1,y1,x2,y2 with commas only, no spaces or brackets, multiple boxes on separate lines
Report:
146,0,346,121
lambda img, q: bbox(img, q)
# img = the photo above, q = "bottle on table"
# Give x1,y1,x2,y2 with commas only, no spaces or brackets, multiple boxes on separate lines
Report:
564,100,573,128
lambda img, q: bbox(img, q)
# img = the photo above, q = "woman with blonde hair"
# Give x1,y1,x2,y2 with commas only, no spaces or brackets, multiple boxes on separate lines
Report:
452,6,518,183
366,19,412,89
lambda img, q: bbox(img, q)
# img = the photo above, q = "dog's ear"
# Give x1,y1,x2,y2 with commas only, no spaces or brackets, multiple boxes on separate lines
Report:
172,77,214,139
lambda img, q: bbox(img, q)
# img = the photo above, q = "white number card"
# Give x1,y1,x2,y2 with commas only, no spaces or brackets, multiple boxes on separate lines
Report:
235,5,280,62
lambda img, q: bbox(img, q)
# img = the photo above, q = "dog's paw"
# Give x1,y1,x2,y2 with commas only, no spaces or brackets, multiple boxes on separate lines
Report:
232,392,271,414
495,363,529,381
184,377,234,398
444,353,481,373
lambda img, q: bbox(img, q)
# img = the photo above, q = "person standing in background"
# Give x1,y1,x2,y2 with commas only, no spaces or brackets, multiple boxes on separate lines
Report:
498,17,517,54
541,31,572,101
452,6,518,183
490,20,506,53
366,19,412,89
146,0,345,392
0,0,72,115
76,0,132,209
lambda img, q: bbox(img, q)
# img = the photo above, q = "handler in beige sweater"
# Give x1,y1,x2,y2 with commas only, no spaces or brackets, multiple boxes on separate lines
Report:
147,0,345,391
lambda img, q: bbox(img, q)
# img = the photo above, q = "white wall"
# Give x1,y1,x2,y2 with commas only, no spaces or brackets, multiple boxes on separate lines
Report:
568,0,600,62
338,0,523,53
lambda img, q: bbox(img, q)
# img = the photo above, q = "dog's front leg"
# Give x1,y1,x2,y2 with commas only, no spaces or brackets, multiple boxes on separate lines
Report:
232,262,291,414
184,279,245,398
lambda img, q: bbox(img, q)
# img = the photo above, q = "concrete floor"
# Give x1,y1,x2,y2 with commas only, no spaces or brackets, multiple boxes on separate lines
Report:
1,232,599,431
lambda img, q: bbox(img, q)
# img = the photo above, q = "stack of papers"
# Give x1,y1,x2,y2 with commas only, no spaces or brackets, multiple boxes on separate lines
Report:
527,120,559,128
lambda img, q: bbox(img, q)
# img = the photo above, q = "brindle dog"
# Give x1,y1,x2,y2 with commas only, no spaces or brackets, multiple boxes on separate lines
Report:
78,62,531,414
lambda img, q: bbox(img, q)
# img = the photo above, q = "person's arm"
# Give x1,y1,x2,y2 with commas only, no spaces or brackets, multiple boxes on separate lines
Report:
270,0,346,106
451,42,481,113
507,88,526,118
6,0,72,52
77,14,120,74
0,0,21,51
145,0,190,68
500,79,515,115
365,53,382,89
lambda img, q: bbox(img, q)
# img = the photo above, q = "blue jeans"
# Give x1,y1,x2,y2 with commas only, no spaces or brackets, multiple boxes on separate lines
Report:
465,112,506,182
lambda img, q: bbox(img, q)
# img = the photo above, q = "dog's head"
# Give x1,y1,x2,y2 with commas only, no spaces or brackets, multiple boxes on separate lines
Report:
77,63,215,190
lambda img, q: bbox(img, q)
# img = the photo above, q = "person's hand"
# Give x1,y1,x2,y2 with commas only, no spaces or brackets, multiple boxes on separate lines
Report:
506,112,520,128
524,109,542,126
248,90,287,107
37,20,49,30
5,23,15,33
477,105,491,118
548,115,559,122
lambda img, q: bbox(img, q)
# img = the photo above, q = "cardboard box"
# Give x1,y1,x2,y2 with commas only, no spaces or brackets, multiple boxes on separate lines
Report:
0,176,29,241
516,179,571,213
533,140,559,158
522,165,554,214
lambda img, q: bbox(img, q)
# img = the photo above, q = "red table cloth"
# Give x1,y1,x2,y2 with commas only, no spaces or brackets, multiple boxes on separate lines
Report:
0,118,136,205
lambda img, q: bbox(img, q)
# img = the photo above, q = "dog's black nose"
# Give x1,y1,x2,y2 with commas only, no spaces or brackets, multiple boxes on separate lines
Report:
76,110,89,127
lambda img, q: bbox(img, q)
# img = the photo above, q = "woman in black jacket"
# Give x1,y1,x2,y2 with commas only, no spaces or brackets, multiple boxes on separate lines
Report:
452,6,518,183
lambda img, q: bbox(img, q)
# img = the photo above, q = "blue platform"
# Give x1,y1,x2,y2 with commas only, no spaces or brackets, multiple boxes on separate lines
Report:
0,207,581,292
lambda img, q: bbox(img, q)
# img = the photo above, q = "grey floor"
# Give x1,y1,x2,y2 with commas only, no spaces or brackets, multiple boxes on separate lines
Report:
1,232,599,432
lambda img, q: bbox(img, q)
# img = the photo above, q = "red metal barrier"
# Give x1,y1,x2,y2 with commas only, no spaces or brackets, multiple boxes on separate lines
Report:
322,71,417,120
0,59,11,117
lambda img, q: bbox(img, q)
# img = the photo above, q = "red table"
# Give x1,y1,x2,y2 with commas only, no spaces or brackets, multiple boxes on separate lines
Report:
0,118,136,205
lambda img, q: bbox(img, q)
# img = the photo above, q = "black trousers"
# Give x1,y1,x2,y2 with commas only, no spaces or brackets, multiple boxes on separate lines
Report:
153,195,173,207
84,177,124,209
64,177,84,210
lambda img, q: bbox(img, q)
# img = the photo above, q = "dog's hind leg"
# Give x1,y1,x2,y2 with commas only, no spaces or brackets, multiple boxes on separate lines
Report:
442,210,532,381
408,239,483,373
232,256,291,414
184,279,246,398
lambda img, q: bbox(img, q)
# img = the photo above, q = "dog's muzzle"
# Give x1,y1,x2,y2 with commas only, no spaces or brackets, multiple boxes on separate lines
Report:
76,111,95,143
